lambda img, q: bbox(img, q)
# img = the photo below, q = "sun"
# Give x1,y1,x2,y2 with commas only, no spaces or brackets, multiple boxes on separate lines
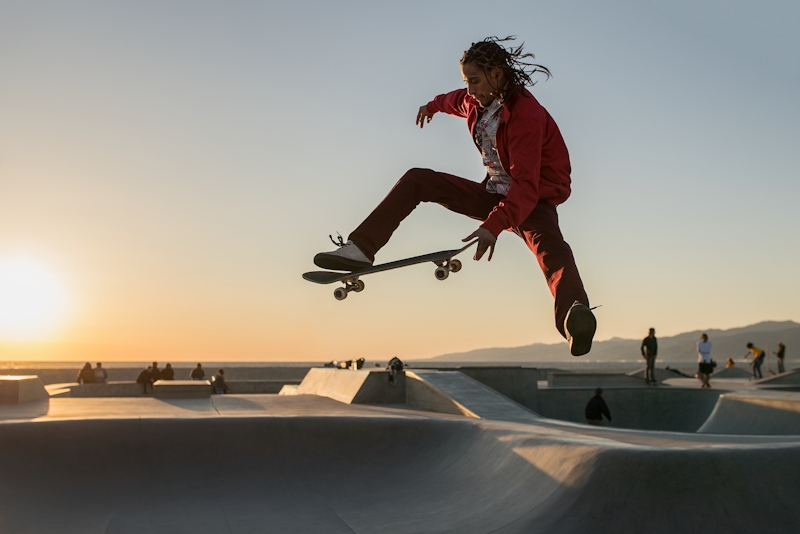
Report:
0,257,68,342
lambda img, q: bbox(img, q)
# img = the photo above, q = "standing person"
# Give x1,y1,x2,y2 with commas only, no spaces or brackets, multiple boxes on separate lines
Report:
211,368,228,394
150,362,161,382
161,363,175,380
93,363,108,384
697,333,713,388
745,343,766,379
77,363,94,385
136,366,152,394
190,363,205,380
312,36,597,356
774,343,786,374
584,387,612,426
641,328,658,385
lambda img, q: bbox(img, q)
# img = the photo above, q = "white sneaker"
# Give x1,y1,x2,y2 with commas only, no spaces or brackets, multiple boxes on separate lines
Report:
314,240,373,271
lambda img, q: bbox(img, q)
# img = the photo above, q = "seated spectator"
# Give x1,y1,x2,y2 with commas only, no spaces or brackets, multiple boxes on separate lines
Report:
93,363,108,384
190,363,205,380
136,366,152,394
725,358,735,368
150,362,161,382
211,368,229,394
161,363,175,380
77,363,94,385
585,387,612,426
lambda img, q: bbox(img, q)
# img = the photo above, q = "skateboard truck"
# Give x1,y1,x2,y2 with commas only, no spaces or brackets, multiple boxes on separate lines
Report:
333,278,365,301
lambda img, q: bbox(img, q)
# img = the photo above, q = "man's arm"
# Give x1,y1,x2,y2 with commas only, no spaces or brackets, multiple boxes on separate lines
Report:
641,339,647,357
426,88,471,118
601,398,612,422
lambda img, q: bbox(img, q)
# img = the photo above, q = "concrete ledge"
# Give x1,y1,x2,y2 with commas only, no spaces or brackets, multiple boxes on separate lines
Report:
153,380,212,398
69,382,144,397
226,380,300,394
0,376,49,404
548,372,645,387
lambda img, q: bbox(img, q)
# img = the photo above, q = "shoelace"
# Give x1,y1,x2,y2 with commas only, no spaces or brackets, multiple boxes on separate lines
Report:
329,233,345,247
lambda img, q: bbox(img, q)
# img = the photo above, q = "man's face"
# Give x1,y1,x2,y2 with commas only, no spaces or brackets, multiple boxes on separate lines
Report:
461,63,505,108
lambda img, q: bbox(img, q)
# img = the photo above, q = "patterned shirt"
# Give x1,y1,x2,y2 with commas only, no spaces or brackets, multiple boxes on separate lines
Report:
473,99,511,195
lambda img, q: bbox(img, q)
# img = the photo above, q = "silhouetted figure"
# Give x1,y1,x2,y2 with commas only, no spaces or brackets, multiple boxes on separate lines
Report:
641,328,658,385
137,366,152,394
190,363,205,380
93,363,108,384
387,357,404,386
77,363,94,385
161,363,175,380
211,368,228,394
585,387,612,426
745,343,765,379
150,362,161,382
697,333,713,388
774,343,787,374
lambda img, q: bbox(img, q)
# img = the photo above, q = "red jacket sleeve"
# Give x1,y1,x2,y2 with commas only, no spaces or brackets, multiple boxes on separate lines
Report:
480,117,543,236
427,88,471,118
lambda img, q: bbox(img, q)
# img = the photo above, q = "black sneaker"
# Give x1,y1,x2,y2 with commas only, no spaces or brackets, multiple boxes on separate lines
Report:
564,301,597,356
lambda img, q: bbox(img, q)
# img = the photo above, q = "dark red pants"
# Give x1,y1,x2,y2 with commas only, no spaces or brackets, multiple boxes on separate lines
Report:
349,168,589,338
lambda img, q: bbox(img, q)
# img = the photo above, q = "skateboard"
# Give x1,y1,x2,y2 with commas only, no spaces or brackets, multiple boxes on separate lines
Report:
303,240,478,300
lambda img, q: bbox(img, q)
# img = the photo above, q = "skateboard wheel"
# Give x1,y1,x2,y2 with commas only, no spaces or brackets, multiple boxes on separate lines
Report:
449,259,462,273
353,280,365,292
435,266,449,280
334,288,348,300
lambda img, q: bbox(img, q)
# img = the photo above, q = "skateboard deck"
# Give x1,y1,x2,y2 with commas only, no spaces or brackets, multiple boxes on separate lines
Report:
303,240,478,300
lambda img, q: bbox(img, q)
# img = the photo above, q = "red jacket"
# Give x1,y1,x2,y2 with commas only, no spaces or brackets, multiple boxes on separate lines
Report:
427,88,572,237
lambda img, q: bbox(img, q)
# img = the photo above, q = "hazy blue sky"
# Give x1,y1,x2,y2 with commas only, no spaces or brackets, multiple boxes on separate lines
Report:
1,1,798,361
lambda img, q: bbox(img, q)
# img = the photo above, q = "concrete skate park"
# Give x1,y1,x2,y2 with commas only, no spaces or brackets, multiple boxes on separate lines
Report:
2,365,800,533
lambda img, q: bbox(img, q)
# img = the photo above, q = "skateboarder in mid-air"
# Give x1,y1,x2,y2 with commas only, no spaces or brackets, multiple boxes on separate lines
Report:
314,37,596,356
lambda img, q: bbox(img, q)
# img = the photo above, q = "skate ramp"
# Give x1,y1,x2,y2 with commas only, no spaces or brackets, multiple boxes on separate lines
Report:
699,390,800,435
2,406,800,534
406,370,540,423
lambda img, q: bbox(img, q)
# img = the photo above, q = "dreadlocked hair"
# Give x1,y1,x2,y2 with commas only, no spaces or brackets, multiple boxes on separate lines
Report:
460,36,551,102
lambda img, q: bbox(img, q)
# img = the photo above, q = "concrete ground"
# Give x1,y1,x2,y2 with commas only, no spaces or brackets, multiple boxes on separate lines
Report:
1,394,800,533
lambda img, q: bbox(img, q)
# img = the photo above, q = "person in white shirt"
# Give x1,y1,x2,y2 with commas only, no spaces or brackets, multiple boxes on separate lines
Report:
697,333,713,388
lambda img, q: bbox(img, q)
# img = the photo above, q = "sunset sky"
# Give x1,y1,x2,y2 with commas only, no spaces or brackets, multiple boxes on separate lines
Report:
1,1,798,362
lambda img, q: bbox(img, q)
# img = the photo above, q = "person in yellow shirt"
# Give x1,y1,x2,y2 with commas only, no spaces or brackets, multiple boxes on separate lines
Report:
745,342,765,379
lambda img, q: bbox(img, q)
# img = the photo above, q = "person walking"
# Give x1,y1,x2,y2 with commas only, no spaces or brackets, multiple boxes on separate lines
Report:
697,333,713,388
190,363,205,380
585,387,612,426
774,343,786,374
641,328,658,385
745,343,766,379
312,36,597,356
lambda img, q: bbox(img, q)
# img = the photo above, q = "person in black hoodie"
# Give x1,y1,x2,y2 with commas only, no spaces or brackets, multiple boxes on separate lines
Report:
585,387,612,426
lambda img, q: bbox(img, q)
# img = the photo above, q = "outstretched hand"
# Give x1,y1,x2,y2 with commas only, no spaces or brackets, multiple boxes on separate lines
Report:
463,228,496,261
416,105,435,128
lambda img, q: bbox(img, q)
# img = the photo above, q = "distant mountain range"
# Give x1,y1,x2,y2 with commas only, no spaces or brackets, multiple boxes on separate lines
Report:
425,321,800,363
